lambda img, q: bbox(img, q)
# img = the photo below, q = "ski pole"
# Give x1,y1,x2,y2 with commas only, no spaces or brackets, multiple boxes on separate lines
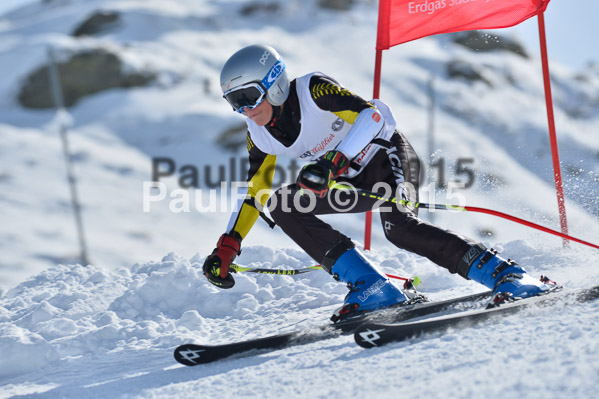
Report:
230,264,419,285
330,183,599,251
231,264,321,275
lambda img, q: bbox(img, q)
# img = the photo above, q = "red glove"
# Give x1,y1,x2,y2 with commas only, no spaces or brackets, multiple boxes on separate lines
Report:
203,233,241,289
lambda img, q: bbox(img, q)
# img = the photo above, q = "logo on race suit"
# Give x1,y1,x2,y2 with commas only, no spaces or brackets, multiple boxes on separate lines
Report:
386,146,406,185
463,246,484,267
384,221,394,233
299,151,313,159
331,117,344,132
354,143,373,166
311,133,335,155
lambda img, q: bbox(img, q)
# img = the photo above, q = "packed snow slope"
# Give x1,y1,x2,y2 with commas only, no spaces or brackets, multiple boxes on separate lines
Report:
1,0,599,398
1,245,599,398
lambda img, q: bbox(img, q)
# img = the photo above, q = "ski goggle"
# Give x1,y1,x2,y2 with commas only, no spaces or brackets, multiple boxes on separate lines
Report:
223,82,267,114
223,59,286,114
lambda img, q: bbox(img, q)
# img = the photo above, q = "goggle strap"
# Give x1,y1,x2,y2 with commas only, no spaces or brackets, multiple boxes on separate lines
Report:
260,59,286,92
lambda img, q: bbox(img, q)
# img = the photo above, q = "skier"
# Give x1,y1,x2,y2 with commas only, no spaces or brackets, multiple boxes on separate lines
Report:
203,44,556,319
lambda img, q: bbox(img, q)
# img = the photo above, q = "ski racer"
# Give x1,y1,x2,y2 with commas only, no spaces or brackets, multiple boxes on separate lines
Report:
203,44,556,319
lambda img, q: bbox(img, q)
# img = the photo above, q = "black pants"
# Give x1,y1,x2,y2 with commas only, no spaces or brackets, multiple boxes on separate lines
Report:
267,131,479,274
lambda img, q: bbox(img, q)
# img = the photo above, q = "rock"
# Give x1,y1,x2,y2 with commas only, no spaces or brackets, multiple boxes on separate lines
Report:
446,59,492,87
240,2,280,16
319,0,355,11
18,49,155,109
72,11,120,37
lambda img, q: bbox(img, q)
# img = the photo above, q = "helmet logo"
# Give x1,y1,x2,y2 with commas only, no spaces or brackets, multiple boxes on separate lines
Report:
259,50,271,65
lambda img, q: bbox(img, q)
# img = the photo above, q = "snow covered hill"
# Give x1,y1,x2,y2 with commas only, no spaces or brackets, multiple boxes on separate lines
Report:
1,0,599,397
1,245,599,398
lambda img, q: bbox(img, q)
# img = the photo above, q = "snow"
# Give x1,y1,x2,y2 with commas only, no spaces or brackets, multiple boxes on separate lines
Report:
1,246,599,398
1,0,599,398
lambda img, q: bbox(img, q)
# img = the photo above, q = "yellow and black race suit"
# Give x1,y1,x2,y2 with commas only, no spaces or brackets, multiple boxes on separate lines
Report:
225,75,374,240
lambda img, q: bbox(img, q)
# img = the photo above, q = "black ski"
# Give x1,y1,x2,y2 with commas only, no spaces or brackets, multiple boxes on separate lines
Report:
174,289,491,366
354,284,599,348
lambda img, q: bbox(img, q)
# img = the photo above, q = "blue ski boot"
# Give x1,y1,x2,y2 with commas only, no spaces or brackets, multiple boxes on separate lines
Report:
458,246,558,306
325,244,409,322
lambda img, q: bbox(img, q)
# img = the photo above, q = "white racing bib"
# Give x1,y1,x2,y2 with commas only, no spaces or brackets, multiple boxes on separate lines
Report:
247,72,397,178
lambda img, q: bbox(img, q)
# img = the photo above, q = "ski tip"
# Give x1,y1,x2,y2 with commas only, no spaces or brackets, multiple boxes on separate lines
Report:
174,344,212,366
354,324,388,349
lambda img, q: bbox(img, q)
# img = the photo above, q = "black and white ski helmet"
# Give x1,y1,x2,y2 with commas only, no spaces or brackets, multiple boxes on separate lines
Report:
220,44,290,107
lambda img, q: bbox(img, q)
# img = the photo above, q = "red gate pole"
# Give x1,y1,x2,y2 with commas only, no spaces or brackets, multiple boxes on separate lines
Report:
365,48,385,250
537,12,569,246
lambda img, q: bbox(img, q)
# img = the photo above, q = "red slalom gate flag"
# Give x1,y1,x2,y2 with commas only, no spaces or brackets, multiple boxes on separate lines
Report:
377,0,550,49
